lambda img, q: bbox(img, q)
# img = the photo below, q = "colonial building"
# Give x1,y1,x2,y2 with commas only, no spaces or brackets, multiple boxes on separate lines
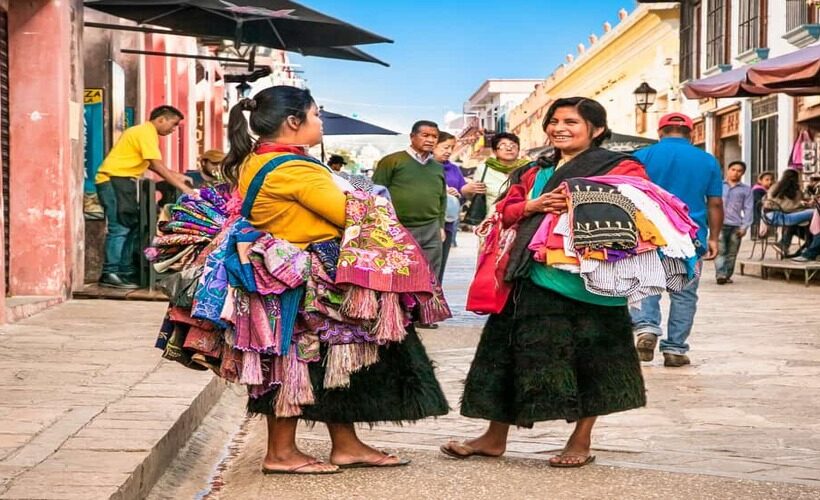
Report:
452,79,540,167
647,0,820,181
507,3,681,154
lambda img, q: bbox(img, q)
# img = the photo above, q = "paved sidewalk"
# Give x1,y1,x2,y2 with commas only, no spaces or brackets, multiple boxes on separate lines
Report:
283,234,820,488
0,300,222,500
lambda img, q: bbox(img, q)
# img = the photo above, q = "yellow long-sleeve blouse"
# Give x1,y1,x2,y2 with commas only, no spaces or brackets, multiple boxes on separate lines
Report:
238,152,347,248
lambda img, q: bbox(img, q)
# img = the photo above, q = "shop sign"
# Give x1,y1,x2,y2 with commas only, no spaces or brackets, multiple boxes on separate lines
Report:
83,88,104,194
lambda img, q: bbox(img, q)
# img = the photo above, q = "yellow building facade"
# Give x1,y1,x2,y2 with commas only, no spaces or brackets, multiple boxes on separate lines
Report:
509,3,681,153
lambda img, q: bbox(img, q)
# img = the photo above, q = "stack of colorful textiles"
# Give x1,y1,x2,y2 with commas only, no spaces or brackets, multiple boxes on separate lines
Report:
153,190,451,418
529,175,700,304
144,184,235,273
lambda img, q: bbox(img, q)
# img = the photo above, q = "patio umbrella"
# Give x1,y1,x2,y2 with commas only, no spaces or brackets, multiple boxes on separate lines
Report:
298,46,389,67
319,109,399,136
318,108,399,161
84,0,392,49
603,132,657,153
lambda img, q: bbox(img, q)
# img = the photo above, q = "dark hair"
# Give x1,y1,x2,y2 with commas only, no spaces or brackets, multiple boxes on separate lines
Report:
770,168,801,200
411,120,438,135
541,97,612,163
758,171,775,182
727,160,747,173
436,131,455,143
491,132,520,151
150,105,184,121
222,85,316,185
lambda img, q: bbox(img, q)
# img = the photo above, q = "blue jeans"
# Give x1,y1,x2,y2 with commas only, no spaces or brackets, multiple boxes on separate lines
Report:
715,225,742,279
97,181,137,275
766,208,814,227
629,266,701,355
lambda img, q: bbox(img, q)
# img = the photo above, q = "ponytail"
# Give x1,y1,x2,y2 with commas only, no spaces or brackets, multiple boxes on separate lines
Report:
221,98,256,185
220,87,315,186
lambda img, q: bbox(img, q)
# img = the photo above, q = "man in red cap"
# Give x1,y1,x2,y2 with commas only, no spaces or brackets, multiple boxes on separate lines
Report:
629,112,725,367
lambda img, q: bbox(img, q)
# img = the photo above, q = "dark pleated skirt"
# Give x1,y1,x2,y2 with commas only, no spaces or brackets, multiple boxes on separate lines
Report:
460,279,646,427
248,325,449,424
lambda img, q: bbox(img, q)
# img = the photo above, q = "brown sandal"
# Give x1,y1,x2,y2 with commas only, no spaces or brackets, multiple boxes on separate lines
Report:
439,440,503,460
262,459,341,475
548,453,596,468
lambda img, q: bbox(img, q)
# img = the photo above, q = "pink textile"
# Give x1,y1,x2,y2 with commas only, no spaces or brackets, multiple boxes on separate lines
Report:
336,191,435,294
811,209,820,236
584,174,699,239
233,291,278,353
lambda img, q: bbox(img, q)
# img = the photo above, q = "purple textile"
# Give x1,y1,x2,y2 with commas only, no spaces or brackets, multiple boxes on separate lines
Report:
443,161,466,233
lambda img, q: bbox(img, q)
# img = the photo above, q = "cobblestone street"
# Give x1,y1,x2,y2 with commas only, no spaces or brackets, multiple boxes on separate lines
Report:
152,232,820,499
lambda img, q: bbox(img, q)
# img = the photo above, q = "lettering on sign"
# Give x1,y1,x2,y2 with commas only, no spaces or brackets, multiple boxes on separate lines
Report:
692,119,705,145
84,88,103,104
718,109,739,139
196,101,205,157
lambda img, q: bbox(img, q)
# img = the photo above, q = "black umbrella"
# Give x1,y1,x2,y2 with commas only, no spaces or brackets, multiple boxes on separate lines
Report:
299,46,389,67
602,132,657,153
318,108,399,161
84,0,392,49
319,108,399,136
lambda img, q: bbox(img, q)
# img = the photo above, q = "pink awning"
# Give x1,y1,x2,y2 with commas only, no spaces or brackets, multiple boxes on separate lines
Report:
682,67,773,99
747,44,820,89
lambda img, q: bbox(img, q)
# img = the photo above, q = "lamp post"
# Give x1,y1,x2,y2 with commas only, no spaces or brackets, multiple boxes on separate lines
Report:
236,82,252,99
633,82,658,113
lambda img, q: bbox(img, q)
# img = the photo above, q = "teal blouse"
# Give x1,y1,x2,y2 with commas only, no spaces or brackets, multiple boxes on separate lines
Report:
526,167,626,307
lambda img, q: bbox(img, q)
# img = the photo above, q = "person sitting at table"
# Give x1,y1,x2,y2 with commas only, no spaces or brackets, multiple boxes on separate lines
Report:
763,169,815,254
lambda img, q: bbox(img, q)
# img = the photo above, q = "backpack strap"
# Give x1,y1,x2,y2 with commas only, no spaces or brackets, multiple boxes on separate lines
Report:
241,154,326,219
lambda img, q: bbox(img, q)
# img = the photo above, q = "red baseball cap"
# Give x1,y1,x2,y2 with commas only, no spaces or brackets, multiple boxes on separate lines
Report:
658,112,693,130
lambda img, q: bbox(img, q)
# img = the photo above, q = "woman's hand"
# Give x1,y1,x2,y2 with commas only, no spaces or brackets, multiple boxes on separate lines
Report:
524,187,568,216
461,181,487,197
446,186,461,198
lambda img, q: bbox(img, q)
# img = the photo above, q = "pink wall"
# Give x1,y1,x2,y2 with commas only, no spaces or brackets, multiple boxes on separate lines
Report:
7,0,83,297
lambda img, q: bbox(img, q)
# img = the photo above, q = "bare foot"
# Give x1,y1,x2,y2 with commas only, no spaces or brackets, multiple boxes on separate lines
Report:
262,449,339,474
330,442,406,467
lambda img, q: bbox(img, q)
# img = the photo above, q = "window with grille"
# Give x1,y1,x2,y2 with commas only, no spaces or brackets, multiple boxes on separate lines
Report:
706,0,729,68
786,0,817,31
680,0,701,82
739,0,767,53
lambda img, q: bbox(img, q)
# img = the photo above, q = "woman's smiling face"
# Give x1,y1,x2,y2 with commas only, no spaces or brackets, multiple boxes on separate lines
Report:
545,105,604,156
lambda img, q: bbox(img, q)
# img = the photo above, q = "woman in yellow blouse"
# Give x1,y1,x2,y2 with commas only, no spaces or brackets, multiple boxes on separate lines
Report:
221,86,447,475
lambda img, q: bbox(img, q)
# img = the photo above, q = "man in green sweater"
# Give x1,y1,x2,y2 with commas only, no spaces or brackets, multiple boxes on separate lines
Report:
374,120,447,291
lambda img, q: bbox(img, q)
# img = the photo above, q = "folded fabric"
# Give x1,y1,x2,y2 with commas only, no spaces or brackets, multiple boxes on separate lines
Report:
617,183,696,259
579,250,667,305
565,179,638,250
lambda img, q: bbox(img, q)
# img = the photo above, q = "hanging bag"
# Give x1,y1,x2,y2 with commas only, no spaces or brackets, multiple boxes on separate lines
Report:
463,165,489,225
465,213,516,314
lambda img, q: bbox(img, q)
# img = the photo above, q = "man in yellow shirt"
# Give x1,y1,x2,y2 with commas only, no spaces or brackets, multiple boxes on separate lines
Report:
95,105,193,288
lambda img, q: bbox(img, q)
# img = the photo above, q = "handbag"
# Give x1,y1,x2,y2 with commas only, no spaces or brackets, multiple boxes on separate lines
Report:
463,165,489,225
465,213,516,314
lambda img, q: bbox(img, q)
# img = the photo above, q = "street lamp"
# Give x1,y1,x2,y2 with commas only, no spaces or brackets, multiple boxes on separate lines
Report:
633,82,657,112
236,82,252,99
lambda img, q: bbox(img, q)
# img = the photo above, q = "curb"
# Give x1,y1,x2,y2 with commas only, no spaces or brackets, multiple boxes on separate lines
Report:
111,375,227,500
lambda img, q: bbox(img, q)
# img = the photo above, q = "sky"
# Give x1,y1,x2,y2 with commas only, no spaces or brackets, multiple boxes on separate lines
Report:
290,0,641,143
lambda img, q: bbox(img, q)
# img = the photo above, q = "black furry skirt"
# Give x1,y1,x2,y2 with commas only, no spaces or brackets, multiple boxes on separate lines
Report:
460,279,646,427
247,325,449,423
